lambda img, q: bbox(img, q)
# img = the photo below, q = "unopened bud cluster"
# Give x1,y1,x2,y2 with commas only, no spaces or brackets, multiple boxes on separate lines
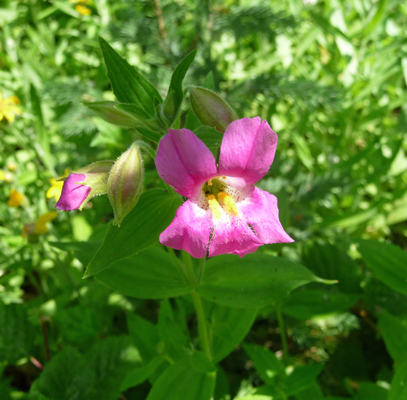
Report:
56,143,144,226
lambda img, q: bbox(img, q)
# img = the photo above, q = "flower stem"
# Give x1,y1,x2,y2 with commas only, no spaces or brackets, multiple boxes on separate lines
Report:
182,250,195,285
191,290,212,361
182,251,212,360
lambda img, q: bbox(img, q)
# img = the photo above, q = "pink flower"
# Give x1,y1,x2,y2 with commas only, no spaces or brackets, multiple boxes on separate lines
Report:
155,117,293,258
55,173,91,211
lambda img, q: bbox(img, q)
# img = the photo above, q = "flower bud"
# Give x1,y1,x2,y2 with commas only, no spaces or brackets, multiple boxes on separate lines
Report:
108,143,144,226
159,88,178,127
84,101,141,128
56,161,114,211
189,86,238,132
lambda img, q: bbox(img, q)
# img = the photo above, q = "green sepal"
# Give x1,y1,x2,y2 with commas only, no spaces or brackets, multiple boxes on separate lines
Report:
71,160,114,210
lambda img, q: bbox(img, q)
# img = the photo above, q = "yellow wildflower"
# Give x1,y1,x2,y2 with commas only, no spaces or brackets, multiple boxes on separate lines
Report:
34,211,58,234
23,211,58,237
70,0,92,15
0,91,21,123
2,171,14,183
0,170,14,182
7,161,18,171
7,189,24,207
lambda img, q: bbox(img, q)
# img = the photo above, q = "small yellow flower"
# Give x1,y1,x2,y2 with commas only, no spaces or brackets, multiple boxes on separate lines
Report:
0,91,21,123
0,170,14,182
70,0,92,15
23,211,58,237
75,4,91,15
33,211,58,234
7,161,18,171
7,189,24,207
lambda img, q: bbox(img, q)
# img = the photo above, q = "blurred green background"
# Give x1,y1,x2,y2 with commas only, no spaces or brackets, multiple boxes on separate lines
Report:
1,0,407,399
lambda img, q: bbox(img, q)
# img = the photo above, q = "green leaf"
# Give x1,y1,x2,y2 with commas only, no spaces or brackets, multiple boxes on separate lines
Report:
146,352,216,400
353,382,388,400
197,254,328,308
127,313,160,362
84,189,182,277
282,290,360,320
50,241,101,266
292,133,314,171
135,126,162,143
389,359,407,400
363,0,388,36
0,303,34,364
158,299,190,360
243,344,285,387
358,240,407,296
99,37,162,116
302,242,361,294
121,356,164,391
161,49,197,124
30,347,91,400
86,336,142,400
96,247,191,299
209,304,257,363
295,382,324,400
377,309,407,364
285,364,324,396
30,337,140,400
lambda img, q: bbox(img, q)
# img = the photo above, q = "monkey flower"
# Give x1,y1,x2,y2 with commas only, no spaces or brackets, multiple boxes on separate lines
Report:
155,117,293,258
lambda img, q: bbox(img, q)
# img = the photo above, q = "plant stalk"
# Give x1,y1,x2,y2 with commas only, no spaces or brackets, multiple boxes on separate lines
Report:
182,251,212,360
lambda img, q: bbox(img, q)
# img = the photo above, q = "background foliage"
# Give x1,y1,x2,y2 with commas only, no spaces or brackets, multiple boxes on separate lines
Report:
1,0,407,399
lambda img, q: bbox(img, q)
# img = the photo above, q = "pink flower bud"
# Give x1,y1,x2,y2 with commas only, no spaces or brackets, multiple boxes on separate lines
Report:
56,161,114,211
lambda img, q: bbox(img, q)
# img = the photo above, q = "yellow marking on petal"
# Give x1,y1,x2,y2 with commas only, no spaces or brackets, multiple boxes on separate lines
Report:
218,192,239,216
207,194,222,220
207,179,213,186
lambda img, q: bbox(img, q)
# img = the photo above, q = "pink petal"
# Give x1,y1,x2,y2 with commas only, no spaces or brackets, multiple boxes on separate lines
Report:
238,187,294,244
55,173,91,211
155,129,218,198
219,117,277,185
209,218,262,258
160,200,212,258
